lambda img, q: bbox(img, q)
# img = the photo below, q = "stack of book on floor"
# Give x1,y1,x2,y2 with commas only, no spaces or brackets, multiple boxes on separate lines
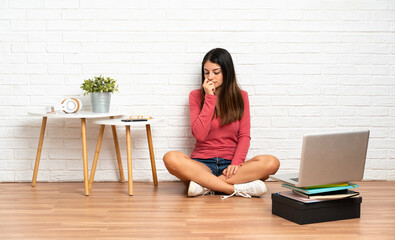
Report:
278,182,360,203
271,183,363,224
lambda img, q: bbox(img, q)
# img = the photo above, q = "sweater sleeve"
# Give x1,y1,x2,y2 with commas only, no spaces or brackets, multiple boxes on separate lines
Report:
189,90,217,142
231,91,251,165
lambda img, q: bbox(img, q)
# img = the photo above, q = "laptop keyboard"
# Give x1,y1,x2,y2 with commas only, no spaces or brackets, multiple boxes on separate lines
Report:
290,178,299,182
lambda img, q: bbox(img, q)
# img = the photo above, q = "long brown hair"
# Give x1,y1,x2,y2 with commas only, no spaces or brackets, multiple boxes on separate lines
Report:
200,48,244,125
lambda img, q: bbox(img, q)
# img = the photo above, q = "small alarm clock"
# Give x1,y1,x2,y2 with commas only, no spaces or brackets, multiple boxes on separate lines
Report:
61,98,82,114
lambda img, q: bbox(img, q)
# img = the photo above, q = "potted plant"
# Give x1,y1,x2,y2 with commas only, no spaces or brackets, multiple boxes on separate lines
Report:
80,75,119,113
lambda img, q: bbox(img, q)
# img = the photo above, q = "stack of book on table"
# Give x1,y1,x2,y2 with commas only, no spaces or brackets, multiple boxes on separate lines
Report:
278,182,360,203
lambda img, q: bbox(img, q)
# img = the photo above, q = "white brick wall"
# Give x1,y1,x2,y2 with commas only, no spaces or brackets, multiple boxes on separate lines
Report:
1,0,394,182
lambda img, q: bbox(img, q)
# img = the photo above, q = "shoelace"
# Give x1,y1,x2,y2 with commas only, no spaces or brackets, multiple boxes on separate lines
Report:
221,190,251,200
202,189,215,196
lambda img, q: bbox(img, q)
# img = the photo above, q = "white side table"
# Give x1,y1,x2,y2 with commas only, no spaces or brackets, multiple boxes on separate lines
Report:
90,118,162,195
28,111,123,196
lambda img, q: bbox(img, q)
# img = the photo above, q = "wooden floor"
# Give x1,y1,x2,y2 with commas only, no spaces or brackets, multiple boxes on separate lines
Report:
0,181,394,240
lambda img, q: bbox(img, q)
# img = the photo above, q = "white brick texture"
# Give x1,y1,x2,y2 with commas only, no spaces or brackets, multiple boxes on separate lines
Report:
0,0,394,182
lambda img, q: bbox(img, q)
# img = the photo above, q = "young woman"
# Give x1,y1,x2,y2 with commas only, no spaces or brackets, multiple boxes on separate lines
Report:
163,48,280,199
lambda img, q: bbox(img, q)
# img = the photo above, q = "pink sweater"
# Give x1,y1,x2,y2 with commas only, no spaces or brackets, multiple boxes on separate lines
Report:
189,89,251,166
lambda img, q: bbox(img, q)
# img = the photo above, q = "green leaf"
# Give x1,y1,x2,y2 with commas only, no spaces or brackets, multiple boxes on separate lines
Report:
80,75,119,95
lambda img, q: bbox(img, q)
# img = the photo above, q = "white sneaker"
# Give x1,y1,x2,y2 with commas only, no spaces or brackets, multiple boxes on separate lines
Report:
188,181,214,197
221,180,267,199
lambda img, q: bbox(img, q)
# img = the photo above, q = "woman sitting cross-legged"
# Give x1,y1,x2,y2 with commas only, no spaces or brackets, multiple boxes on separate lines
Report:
163,48,280,199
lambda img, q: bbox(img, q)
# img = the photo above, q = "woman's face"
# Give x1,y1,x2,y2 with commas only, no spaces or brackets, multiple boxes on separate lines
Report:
203,60,223,91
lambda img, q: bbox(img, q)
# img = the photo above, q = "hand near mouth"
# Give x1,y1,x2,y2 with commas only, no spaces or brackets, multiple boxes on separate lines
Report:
202,78,215,95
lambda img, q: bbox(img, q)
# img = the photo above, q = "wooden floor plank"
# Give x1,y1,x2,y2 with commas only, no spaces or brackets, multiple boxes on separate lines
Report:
0,181,394,239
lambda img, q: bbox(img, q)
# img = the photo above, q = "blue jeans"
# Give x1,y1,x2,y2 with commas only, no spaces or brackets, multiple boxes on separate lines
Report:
192,157,231,177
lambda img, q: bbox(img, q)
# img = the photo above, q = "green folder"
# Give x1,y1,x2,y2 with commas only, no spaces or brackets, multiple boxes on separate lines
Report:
281,183,359,195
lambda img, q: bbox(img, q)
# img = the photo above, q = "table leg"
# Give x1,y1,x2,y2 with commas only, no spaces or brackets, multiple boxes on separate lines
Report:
146,124,158,186
81,118,89,196
111,125,125,182
89,124,105,190
32,117,47,187
125,126,133,195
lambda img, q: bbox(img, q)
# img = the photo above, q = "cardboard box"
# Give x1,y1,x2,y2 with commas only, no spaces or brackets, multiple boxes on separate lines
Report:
272,193,362,225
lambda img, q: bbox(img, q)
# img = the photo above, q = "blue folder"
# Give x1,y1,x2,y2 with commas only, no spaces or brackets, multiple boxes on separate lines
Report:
281,183,359,195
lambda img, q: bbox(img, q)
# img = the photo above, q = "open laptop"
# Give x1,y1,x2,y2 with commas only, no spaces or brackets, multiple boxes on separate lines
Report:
269,130,370,187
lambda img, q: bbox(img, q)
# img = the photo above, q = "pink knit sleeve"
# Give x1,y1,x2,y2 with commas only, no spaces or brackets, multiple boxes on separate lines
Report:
189,90,217,142
231,91,251,165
